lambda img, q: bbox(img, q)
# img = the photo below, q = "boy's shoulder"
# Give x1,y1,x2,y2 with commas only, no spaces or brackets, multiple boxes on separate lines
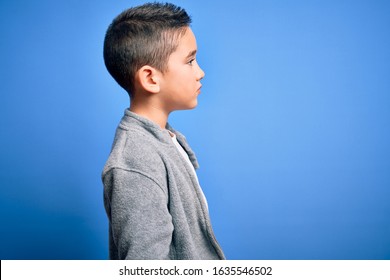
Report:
102,109,172,181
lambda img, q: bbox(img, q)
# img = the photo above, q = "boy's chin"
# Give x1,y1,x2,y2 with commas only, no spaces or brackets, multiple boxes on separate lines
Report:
187,101,198,110
175,100,198,111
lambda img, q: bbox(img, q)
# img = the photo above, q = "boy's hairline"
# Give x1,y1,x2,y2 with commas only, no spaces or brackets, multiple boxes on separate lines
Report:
136,26,192,73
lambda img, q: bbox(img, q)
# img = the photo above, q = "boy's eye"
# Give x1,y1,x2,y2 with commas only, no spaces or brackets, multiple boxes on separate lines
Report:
188,58,195,65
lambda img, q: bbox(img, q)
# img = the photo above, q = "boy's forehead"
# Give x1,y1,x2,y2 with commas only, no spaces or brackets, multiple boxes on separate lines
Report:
176,27,197,54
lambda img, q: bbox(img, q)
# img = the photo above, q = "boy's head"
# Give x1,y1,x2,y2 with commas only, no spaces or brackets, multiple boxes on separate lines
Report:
103,2,192,98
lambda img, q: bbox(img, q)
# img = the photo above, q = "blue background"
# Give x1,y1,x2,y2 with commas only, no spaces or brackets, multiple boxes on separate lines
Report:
1,0,389,259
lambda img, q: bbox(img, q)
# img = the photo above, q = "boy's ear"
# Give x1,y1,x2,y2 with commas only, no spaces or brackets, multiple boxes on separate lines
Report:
135,65,161,94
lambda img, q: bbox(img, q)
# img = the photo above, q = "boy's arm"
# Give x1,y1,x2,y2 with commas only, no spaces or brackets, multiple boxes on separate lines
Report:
104,168,174,259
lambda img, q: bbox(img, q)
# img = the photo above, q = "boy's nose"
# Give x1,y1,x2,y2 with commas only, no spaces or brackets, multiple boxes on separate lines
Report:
197,65,205,81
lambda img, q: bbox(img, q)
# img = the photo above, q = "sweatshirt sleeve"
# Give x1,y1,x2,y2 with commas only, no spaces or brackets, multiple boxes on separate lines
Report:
103,167,174,259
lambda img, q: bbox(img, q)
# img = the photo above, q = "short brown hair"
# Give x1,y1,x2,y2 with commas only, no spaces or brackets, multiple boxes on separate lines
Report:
103,3,191,97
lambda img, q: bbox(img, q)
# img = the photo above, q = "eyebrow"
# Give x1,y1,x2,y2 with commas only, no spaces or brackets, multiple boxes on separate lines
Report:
186,50,197,58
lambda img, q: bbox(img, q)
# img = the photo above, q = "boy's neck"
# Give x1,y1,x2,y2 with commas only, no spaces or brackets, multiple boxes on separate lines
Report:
129,100,169,129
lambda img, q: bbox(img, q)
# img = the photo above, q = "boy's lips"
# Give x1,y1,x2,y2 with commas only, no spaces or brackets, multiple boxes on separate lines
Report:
197,85,202,93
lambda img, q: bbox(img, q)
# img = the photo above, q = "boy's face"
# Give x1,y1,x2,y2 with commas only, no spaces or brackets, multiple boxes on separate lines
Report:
159,27,205,112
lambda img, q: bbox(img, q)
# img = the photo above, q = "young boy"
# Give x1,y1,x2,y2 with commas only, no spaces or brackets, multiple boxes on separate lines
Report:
102,2,225,260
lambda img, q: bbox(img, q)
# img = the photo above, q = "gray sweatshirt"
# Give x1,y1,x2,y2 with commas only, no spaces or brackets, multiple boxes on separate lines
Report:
102,109,225,259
